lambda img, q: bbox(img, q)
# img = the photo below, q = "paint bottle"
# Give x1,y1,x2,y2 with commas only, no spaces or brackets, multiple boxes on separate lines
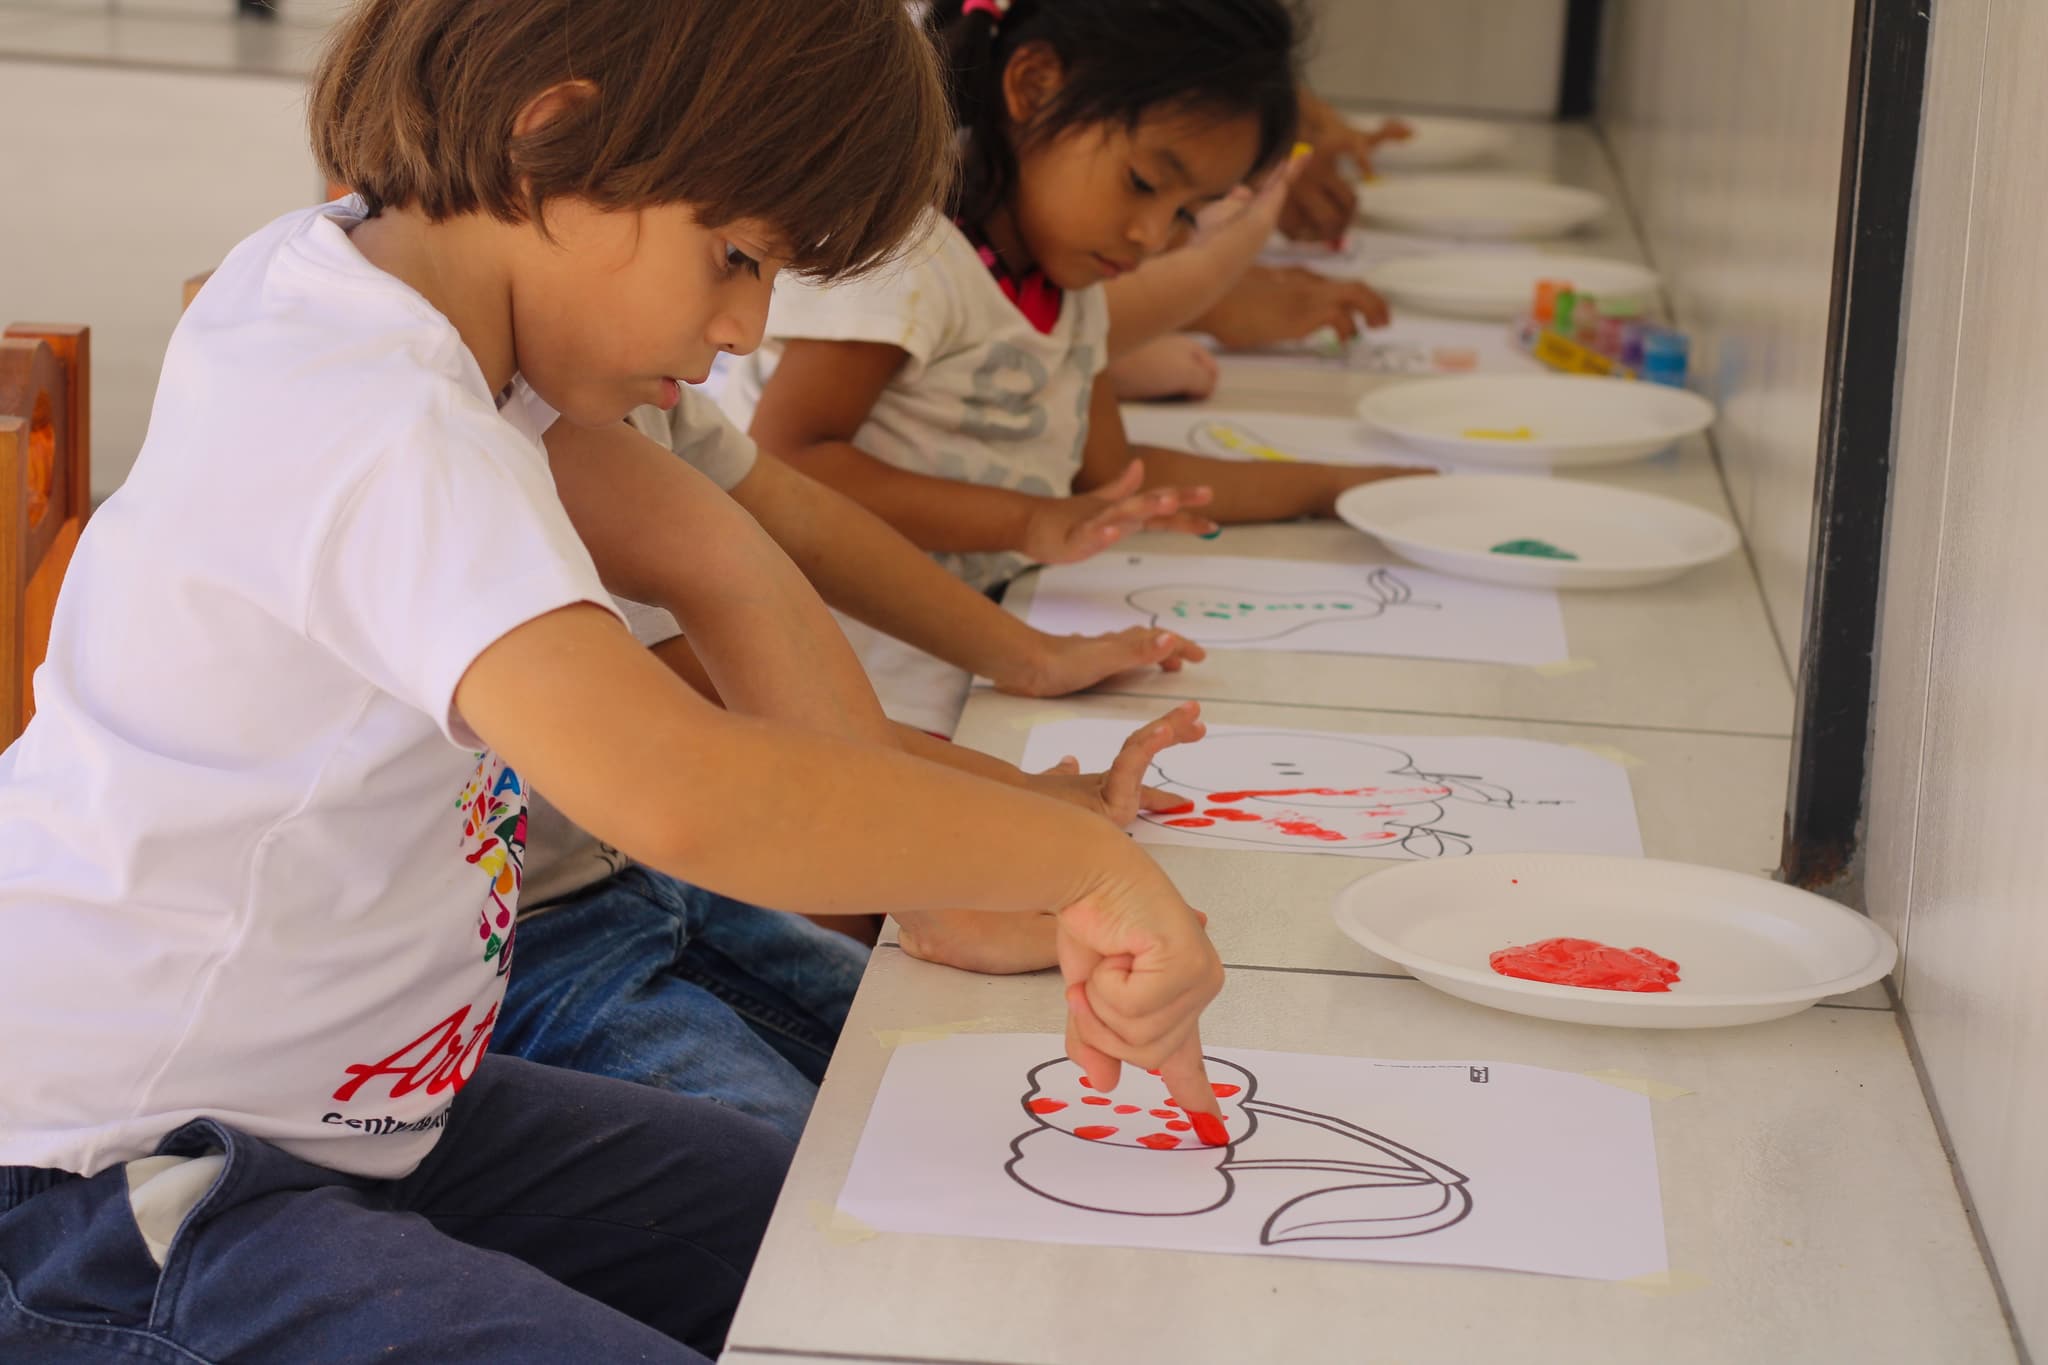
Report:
1551,288,1578,338
1640,328,1690,387
1595,314,1627,361
1521,278,1569,349
1574,299,1603,350
1620,321,1649,370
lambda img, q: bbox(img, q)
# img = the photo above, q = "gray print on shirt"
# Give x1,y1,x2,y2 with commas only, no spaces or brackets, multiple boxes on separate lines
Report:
960,343,1050,443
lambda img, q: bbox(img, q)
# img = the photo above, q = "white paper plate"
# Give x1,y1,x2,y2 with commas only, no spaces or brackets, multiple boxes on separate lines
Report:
1356,374,1715,468
1365,251,1660,321
1335,475,1739,589
1344,113,1513,170
1356,176,1607,240
1333,854,1898,1028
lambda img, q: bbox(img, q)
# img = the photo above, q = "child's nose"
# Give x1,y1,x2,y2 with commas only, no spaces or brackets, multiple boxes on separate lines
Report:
1127,206,1179,257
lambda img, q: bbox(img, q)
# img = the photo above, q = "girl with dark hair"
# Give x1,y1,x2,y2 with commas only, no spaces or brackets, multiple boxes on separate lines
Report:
727,0,1427,736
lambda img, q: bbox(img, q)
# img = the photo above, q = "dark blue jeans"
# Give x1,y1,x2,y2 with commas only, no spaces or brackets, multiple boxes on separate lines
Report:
494,867,869,1144
0,1055,791,1363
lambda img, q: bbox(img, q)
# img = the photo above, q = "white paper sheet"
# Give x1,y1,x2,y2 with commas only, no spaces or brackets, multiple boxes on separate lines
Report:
1022,553,1568,666
1221,313,1542,378
1258,229,1504,277
1019,720,1643,860
838,1033,1668,1282
1118,404,1547,477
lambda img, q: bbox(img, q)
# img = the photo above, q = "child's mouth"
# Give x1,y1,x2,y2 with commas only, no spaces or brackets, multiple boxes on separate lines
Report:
1091,253,1134,280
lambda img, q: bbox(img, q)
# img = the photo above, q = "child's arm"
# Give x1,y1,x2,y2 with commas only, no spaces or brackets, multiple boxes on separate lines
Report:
1101,148,1308,357
547,421,895,749
722,445,1205,695
456,606,1224,1104
748,338,1218,563
1194,265,1390,351
1075,373,1427,522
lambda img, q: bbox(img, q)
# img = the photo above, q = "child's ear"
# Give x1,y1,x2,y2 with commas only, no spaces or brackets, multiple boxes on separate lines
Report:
513,79,599,138
1000,42,1065,127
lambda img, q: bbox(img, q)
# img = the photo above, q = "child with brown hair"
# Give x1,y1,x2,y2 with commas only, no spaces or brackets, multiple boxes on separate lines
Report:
0,1,1226,1359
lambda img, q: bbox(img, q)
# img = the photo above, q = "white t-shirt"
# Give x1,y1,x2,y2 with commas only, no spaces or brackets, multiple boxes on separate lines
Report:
0,199,619,1180
517,395,756,910
722,211,1109,734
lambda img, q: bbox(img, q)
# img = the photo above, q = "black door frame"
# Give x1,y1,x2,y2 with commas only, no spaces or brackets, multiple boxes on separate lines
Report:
1781,0,1931,889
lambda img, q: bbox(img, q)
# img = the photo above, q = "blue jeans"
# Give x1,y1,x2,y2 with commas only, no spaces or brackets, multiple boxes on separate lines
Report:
494,867,869,1144
0,1055,791,1363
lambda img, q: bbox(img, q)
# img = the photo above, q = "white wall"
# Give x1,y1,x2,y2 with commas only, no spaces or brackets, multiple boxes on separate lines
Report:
0,59,319,497
1596,1,1854,664
1304,0,1566,117
1867,0,2048,1353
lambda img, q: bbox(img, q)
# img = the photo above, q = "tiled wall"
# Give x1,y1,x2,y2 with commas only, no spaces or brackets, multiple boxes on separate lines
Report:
1596,0,1855,665
1304,0,1566,117
1866,0,2048,1353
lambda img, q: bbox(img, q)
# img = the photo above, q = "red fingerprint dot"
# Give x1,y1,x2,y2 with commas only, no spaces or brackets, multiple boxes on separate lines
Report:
1113,1104,1141,1115
1211,1083,1241,1097
1137,1133,1182,1150
1165,817,1215,828
1165,1120,1192,1132
1074,1126,1118,1141
1026,1098,1066,1115
1162,1099,1181,1109
1078,1076,1095,1089
1149,1109,1178,1119
1082,1096,1111,1106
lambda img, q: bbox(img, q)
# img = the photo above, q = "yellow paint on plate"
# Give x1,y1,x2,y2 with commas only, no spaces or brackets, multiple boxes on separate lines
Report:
1461,425,1535,441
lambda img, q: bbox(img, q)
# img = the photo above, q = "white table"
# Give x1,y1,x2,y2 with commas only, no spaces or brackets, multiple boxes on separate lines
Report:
723,119,2013,1365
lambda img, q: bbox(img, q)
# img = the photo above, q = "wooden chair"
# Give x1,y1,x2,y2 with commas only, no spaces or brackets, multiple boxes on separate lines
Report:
0,324,90,747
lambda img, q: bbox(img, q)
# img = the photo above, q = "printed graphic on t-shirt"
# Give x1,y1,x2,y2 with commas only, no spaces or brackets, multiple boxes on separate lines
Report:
457,751,528,977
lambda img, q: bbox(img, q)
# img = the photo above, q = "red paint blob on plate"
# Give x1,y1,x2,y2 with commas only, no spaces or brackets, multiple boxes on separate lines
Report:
1211,1083,1241,1097
1137,1133,1182,1150
1082,1095,1111,1106
1489,937,1682,993
1273,818,1346,841
1026,1098,1066,1115
1074,1125,1118,1141
1149,1108,1178,1119
1165,1120,1192,1132
1154,800,1197,816
1203,808,1264,822
1165,817,1216,828
1189,1112,1230,1147
1078,1076,1095,1088
1113,1104,1141,1114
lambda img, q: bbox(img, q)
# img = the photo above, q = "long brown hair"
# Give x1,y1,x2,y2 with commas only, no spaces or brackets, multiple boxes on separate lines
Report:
310,0,955,280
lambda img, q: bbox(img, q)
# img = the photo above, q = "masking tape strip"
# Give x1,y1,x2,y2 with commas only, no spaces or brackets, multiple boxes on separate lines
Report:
1531,658,1598,677
1574,743,1646,769
872,1018,998,1049
1619,1268,1712,1295
806,1200,878,1246
1581,1069,1693,1101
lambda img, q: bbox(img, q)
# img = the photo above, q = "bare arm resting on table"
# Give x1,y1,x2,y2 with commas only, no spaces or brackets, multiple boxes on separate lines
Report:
747,338,1219,564
721,444,1207,697
455,604,1225,1110
1077,371,1429,523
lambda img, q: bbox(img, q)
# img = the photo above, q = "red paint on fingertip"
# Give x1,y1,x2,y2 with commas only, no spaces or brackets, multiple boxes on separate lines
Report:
1190,1112,1230,1147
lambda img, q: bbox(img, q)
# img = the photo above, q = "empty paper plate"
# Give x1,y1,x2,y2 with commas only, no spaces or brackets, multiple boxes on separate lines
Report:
1355,374,1715,468
1336,475,1739,590
1333,854,1898,1029
1365,251,1660,321
1355,176,1607,240
1344,113,1513,171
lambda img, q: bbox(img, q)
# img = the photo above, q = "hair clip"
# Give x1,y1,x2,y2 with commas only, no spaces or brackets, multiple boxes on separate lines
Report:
962,0,1010,20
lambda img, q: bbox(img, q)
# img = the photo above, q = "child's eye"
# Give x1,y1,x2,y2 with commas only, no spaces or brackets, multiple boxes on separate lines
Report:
1175,208,1200,231
1127,168,1157,197
722,243,762,280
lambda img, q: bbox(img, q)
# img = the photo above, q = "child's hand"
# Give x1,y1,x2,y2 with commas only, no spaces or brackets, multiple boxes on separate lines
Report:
1055,866,1225,1123
1020,460,1217,564
994,625,1207,698
1278,139,1358,243
1024,701,1206,826
1105,333,1220,402
1203,265,1390,351
896,908,1059,975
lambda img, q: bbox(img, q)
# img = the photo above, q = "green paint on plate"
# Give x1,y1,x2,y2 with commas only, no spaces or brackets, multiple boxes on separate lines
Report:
1491,538,1579,561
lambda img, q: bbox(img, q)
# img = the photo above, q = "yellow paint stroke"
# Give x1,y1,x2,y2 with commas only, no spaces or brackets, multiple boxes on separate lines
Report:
1620,1268,1713,1296
806,1201,878,1246
1574,743,1646,769
1197,422,1300,463
1581,1069,1693,1101
1461,425,1535,441
1530,658,1598,677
